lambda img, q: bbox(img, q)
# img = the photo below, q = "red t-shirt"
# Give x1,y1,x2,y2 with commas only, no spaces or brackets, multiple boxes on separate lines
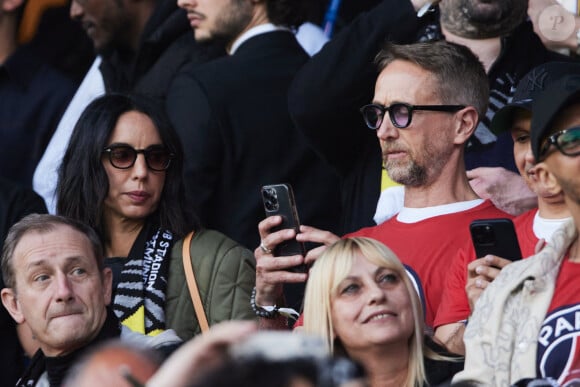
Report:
434,209,537,328
536,259,580,384
346,200,508,327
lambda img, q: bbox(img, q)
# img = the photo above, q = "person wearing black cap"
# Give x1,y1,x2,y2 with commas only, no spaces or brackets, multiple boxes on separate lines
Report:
434,62,578,356
454,73,580,386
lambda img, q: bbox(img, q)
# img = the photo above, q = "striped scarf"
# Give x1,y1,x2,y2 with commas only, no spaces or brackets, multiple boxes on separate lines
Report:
113,223,174,336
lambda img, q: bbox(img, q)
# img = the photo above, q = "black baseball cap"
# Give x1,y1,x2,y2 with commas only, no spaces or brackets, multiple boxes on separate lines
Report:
531,74,580,161
490,62,580,135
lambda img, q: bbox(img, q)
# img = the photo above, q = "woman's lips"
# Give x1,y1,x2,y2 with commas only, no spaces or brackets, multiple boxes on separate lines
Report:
126,191,151,203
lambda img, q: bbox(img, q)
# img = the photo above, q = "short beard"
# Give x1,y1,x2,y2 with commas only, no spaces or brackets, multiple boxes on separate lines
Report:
386,160,428,187
199,1,253,45
384,137,453,187
439,0,528,39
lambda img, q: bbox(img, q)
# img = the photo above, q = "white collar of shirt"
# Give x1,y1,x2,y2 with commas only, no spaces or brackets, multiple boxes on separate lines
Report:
229,23,291,55
533,211,572,244
396,199,484,224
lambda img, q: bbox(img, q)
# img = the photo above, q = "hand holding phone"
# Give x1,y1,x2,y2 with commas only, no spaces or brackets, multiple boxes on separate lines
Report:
469,218,522,261
467,218,521,309
261,184,307,273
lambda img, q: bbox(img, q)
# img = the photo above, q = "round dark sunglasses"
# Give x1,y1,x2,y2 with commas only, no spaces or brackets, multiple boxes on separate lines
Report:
359,102,466,129
540,126,580,160
102,145,174,171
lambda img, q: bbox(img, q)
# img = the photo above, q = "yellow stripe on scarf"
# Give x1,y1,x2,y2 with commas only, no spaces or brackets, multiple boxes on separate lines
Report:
121,306,165,336
120,306,165,336
122,305,146,334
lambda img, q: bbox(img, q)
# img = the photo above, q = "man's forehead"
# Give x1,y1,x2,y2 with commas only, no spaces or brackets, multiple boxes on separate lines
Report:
13,226,94,266
24,255,89,269
375,62,436,101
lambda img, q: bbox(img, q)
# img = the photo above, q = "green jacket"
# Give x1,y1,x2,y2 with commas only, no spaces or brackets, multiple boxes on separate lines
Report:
165,229,256,340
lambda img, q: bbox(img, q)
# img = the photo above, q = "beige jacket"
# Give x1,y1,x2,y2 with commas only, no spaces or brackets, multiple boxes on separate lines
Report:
453,219,577,386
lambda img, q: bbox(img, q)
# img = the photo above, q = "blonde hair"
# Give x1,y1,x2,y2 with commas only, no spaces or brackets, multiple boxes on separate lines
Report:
303,237,427,387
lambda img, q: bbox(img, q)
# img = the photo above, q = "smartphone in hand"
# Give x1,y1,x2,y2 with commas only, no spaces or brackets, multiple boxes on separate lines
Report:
470,218,522,261
261,183,307,272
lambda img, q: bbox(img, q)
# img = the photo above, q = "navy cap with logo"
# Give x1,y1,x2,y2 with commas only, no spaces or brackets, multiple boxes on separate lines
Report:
490,62,580,135
531,74,580,161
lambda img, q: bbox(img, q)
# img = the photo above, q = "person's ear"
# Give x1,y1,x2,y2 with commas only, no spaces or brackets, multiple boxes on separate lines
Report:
452,106,478,145
535,162,562,196
102,267,113,305
1,288,25,324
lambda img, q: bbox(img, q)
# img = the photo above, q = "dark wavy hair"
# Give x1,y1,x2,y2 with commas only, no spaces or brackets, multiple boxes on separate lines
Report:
266,0,310,29
56,93,197,242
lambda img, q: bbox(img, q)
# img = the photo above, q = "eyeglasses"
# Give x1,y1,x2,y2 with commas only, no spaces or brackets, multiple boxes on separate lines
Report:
359,102,466,129
539,126,580,160
102,145,174,171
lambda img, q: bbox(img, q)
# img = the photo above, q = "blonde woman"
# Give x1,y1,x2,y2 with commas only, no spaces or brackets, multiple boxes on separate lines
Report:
303,237,462,387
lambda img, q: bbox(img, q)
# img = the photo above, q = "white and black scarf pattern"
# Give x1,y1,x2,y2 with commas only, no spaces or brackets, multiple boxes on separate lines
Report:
113,223,174,336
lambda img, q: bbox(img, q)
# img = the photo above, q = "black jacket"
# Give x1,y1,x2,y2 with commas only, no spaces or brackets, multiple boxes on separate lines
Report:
0,179,47,387
15,309,121,387
0,45,75,187
288,0,418,234
99,0,224,98
166,31,342,252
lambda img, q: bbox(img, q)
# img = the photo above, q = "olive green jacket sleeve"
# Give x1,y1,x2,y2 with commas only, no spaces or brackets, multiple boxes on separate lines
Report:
165,229,256,340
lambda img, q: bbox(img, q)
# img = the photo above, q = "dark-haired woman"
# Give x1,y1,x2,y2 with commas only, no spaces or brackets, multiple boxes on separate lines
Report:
57,93,255,340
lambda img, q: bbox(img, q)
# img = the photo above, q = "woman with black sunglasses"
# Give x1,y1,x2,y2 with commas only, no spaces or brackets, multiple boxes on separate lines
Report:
56,93,256,342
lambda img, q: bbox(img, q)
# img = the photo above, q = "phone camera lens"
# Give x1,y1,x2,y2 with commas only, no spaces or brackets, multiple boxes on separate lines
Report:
263,188,279,211
473,225,495,245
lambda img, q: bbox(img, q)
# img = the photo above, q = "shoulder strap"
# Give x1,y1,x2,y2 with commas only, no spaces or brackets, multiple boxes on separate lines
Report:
182,231,209,333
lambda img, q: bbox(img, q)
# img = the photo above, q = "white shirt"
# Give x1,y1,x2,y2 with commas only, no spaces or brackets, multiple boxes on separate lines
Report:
229,23,290,55
229,22,328,57
533,211,572,244
33,57,105,213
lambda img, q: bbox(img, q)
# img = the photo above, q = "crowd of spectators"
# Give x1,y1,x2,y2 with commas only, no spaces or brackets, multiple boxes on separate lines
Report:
2,0,580,386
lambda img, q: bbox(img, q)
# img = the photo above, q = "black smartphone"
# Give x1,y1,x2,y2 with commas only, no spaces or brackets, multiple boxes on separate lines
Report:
469,218,522,261
261,183,307,272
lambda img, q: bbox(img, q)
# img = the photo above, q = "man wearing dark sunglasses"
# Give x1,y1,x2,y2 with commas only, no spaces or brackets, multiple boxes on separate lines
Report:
456,75,580,385
289,0,575,234
255,41,509,330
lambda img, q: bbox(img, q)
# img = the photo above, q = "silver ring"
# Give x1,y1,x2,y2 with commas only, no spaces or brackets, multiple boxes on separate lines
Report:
260,241,272,254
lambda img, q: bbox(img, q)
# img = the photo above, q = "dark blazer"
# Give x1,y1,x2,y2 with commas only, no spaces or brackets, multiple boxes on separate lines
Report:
99,1,224,97
166,31,342,254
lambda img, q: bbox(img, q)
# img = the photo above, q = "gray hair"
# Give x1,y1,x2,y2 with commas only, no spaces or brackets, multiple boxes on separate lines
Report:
375,41,489,121
1,214,104,290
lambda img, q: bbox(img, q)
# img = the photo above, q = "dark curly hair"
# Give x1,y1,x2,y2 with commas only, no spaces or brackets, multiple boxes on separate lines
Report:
56,93,198,243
